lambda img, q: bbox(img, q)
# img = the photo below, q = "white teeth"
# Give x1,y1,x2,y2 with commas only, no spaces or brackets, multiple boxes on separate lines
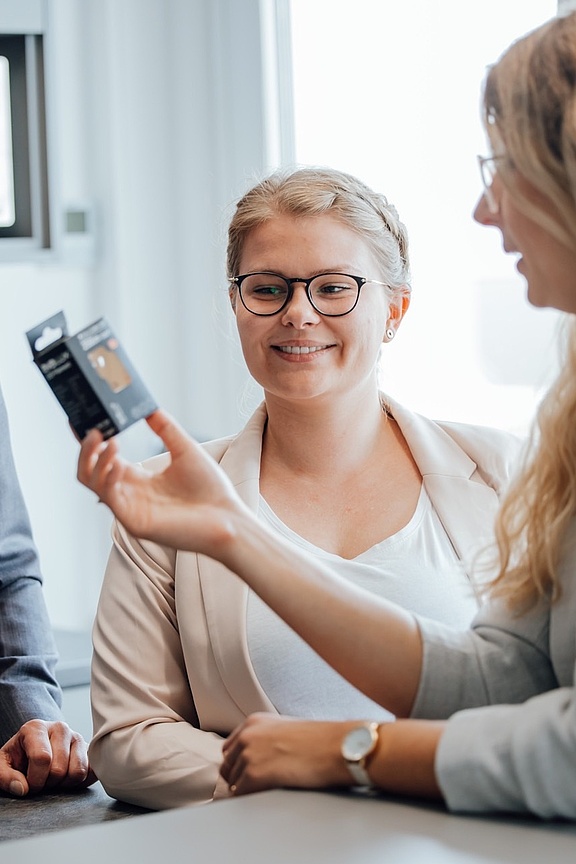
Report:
277,345,325,354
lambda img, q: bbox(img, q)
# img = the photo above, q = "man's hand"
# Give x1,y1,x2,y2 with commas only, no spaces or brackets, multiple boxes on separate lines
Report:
0,720,97,797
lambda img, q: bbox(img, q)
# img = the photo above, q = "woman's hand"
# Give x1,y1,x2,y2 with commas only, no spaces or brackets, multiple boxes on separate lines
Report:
220,713,356,796
77,410,248,557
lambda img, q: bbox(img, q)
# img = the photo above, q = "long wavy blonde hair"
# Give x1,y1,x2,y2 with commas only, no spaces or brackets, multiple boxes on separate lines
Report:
481,13,576,611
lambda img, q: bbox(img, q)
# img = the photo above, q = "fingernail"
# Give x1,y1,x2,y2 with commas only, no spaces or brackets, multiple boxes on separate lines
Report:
9,780,25,797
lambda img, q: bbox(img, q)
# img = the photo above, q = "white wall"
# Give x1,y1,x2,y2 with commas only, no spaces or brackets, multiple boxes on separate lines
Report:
1,0,280,629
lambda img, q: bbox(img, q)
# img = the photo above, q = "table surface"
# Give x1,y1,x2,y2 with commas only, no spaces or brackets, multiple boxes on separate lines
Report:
2,787,576,863
0,781,150,842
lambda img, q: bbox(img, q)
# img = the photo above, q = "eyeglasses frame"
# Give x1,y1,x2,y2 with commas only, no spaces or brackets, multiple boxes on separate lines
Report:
477,154,506,215
229,271,390,317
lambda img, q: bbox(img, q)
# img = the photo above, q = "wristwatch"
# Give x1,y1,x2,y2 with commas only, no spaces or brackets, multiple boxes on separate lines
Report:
341,722,379,786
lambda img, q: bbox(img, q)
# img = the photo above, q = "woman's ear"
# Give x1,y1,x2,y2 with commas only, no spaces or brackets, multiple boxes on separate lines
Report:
383,292,410,342
229,289,237,312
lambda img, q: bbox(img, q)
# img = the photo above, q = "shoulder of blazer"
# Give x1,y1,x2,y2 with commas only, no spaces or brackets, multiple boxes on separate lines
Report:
434,418,525,492
138,435,235,476
383,392,525,494
200,434,238,463
142,403,267,479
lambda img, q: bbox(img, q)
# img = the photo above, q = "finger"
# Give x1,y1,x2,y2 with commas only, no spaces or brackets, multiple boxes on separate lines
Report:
220,732,251,789
221,750,246,791
146,409,193,459
90,439,121,492
219,750,233,785
222,725,241,757
18,723,54,793
81,767,98,789
77,429,107,484
55,733,91,790
0,748,30,797
220,726,244,780
79,437,121,498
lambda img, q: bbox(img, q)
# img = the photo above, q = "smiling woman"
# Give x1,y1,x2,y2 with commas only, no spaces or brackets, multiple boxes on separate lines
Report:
85,166,521,811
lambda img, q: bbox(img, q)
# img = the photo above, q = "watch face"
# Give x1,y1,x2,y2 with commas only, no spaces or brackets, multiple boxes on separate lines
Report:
342,725,375,761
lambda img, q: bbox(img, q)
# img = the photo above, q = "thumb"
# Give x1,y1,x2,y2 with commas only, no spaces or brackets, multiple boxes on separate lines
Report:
0,762,30,797
145,409,192,457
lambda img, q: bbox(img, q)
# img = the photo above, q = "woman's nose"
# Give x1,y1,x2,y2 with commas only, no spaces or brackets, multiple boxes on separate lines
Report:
280,284,321,327
473,192,499,226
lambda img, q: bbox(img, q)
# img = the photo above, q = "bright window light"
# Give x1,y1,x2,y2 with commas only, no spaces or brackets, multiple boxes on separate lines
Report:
290,1,561,435
0,55,15,227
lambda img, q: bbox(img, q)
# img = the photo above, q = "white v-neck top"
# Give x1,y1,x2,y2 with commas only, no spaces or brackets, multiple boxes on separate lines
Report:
247,487,478,721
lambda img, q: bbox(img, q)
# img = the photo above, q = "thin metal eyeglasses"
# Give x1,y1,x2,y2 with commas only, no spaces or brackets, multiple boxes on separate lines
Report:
477,154,506,214
229,272,390,317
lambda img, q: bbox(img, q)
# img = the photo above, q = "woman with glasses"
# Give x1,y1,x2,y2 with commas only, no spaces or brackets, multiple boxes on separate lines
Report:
83,166,519,811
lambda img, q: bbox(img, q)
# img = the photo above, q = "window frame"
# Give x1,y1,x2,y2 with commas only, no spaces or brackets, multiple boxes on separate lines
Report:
0,0,51,260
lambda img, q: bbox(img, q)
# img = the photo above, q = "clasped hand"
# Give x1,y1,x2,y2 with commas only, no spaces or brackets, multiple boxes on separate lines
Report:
0,720,96,797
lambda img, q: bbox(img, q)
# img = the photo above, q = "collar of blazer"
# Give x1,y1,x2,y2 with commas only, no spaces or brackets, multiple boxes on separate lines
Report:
214,396,503,560
384,393,504,565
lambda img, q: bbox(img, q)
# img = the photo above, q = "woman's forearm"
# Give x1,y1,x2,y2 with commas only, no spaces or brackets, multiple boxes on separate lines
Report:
369,720,444,799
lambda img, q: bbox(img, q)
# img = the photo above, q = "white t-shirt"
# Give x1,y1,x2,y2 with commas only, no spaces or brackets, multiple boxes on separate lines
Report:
247,486,478,722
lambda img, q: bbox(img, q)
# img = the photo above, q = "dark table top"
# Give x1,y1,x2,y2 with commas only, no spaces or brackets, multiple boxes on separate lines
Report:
0,781,151,842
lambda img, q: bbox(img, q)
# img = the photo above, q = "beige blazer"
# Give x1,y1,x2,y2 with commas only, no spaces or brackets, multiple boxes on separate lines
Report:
89,397,521,810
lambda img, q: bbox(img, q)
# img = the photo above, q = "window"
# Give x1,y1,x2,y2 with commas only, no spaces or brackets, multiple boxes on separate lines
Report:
289,0,561,434
0,1,51,258
0,53,15,226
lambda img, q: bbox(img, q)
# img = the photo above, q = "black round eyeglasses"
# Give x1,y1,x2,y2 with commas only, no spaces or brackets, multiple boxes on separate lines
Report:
229,272,389,317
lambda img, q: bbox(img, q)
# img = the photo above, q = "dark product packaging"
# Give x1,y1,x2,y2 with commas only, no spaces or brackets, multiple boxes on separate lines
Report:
26,310,158,440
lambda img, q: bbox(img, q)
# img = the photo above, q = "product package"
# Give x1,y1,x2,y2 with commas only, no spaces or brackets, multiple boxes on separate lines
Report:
26,310,157,439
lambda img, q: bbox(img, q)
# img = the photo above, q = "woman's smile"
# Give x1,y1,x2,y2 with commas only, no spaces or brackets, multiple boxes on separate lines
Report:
272,341,335,359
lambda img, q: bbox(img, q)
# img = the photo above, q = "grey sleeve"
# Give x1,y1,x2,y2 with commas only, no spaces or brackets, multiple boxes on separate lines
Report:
436,686,576,818
412,582,576,817
412,598,557,719
0,387,62,745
